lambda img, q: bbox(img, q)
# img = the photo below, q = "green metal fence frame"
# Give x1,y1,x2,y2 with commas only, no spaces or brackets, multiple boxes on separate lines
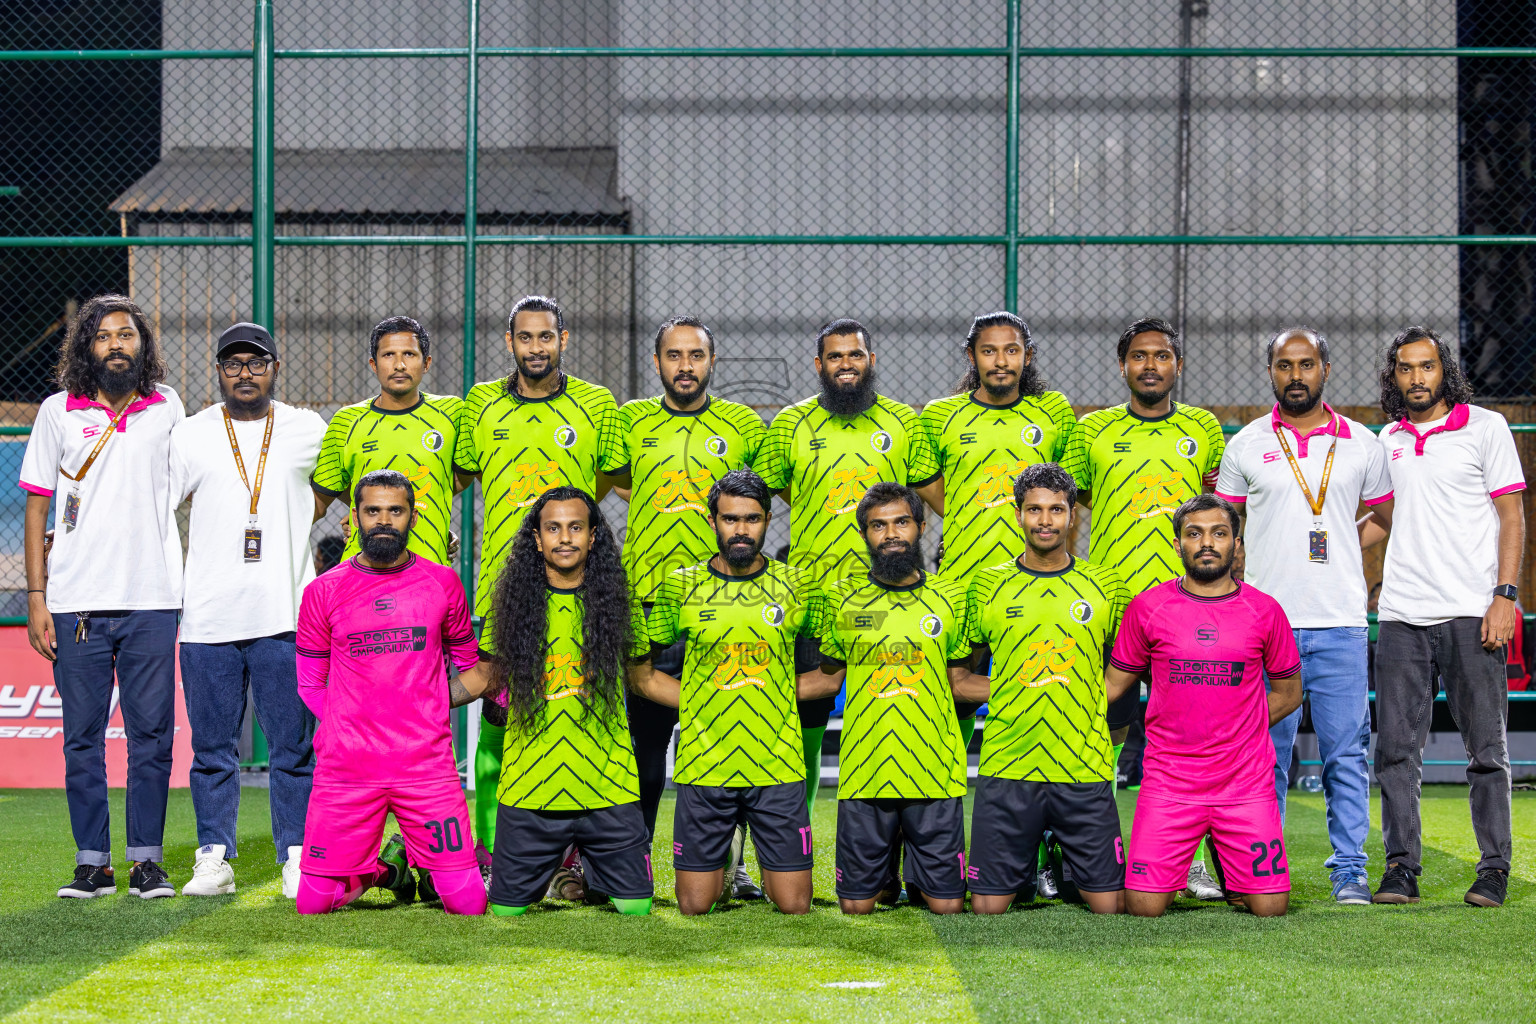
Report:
7,1,1536,617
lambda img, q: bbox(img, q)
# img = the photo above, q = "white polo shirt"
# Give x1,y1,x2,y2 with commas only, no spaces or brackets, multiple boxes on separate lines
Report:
1378,403,1526,626
1215,404,1392,629
171,401,326,644
19,386,185,613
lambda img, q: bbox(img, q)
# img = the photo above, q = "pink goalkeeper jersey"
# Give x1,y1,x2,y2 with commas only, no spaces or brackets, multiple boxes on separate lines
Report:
296,554,480,787
1109,579,1301,805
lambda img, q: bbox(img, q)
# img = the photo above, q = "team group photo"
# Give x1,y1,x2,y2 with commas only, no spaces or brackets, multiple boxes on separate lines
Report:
4,1,1536,1021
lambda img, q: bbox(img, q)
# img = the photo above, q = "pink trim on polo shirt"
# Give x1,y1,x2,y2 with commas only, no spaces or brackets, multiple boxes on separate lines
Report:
1491,483,1527,499
1270,402,1350,458
64,389,166,433
1387,402,1470,456
18,481,53,497
1363,491,1394,506
1213,491,1246,504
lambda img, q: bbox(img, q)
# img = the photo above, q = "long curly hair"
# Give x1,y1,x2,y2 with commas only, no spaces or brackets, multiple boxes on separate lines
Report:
489,486,633,732
1378,326,1474,422
56,294,165,399
956,311,1046,396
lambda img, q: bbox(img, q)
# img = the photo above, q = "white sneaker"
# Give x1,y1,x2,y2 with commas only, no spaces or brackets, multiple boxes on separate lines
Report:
282,846,303,899
1184,860,1224,901
182,844,236,896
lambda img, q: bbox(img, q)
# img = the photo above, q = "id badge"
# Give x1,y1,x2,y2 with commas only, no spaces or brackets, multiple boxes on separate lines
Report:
62,490,80,530
1308,527,1328,564
244,527,262,562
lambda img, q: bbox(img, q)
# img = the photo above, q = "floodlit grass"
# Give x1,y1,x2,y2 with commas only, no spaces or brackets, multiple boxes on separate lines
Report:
0,786,1531,1022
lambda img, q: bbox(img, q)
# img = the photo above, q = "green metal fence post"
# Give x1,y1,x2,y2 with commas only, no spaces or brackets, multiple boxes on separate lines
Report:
460,0,479,596
1003,0,1020,312
252,0,275,328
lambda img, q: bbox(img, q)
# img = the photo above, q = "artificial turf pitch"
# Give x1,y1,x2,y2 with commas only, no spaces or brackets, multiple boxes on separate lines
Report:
1,786,1532,1023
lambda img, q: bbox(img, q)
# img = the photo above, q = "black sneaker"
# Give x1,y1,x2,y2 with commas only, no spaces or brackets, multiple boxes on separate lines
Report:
57,863,116,898
1465,869,1507,908
128,861,176,899
1372,862,1420,904
416,868,440,904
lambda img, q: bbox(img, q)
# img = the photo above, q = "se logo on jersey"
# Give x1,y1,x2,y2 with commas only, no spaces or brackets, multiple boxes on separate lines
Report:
554,425,578,449
1020,424,1044,447
1195,622,1219,647
421,429,445,453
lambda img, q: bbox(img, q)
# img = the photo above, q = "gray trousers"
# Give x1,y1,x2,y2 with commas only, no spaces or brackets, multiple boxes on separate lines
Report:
1374,617,1511,875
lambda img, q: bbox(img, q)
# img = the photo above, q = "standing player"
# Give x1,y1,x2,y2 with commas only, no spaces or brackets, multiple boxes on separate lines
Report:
920,312,1077,784
1214,327,1392,905
959,464,1129,914
758,319,942,811
649,470,824,915
805,483,982,915
1061,316,1226,898
311,316,462,565
612,317,767,897
1371,326,1524,908
455,296,626,873
294,470,488,916
483,487,661,917
1105,495,1302,918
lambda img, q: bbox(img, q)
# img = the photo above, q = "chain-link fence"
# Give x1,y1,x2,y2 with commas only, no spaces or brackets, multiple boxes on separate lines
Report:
6,0,1536,617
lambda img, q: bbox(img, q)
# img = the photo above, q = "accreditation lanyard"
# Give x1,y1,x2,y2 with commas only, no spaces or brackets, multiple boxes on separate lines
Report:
1274,415,1337,564
224,407,274,562
57,403,131,531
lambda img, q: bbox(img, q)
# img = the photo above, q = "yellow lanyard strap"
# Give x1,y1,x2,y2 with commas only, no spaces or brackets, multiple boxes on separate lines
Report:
223,407,275,517
58,404,130,483
1273,415,1337,519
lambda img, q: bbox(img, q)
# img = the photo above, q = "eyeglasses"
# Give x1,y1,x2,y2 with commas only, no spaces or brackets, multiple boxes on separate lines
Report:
218,357,271,377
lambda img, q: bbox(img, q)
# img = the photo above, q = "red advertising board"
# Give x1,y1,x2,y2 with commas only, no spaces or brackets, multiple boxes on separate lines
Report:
0,626,193,787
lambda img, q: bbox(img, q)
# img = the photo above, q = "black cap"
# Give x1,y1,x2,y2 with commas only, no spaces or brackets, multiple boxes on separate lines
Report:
217,322,278,361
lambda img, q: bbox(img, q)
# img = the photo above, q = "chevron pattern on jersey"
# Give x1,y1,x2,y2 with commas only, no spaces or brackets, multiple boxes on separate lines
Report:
759,395,938,582
311,394,461,564
821,572,970,799
618,396,765,600
921,390,1076,583
1060,403,1225,596
967,558,1129,782
650,560,822,786
454,375,623,616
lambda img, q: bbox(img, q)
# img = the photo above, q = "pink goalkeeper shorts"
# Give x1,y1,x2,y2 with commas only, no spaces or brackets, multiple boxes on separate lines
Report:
300,778,478,877
1125,792,1290,895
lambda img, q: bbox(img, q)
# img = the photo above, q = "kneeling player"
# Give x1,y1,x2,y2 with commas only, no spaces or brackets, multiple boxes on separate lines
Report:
485,487,662,917
959,464,1130,914
1105,495,1302,918
806,484,982,915
648,470,827,915
294,471,489,916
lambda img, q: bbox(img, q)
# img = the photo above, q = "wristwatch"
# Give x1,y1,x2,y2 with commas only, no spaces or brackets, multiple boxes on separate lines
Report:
1494,584,1519,602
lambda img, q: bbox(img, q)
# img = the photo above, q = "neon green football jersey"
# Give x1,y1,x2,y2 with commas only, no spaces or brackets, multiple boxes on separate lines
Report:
454,374,625,617
966,556,1129,782
920,390,1076,582
310,394,462,565
757,395,939,581
649,559,823,787
617,395,767,601
1060,403,1225,595
819,572,971,800
494,587,648,811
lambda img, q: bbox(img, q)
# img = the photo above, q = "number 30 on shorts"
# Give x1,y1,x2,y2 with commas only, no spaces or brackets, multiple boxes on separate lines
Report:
424,817,464,854
1248,839,1287,877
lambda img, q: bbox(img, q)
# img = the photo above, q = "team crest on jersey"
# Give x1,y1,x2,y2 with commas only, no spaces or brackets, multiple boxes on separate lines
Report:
1020,424,1044,447
762,603,785,627
1069,599,1094,624
420,429,445,453
1176,435,1199,458
870,430,893,454
554,425,578,449
918,613,943,638
705,435,729,457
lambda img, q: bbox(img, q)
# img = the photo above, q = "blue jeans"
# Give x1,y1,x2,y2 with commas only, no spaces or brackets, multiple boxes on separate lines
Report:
52,610,179,866
179,634,314,862
1269,626,1372,879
